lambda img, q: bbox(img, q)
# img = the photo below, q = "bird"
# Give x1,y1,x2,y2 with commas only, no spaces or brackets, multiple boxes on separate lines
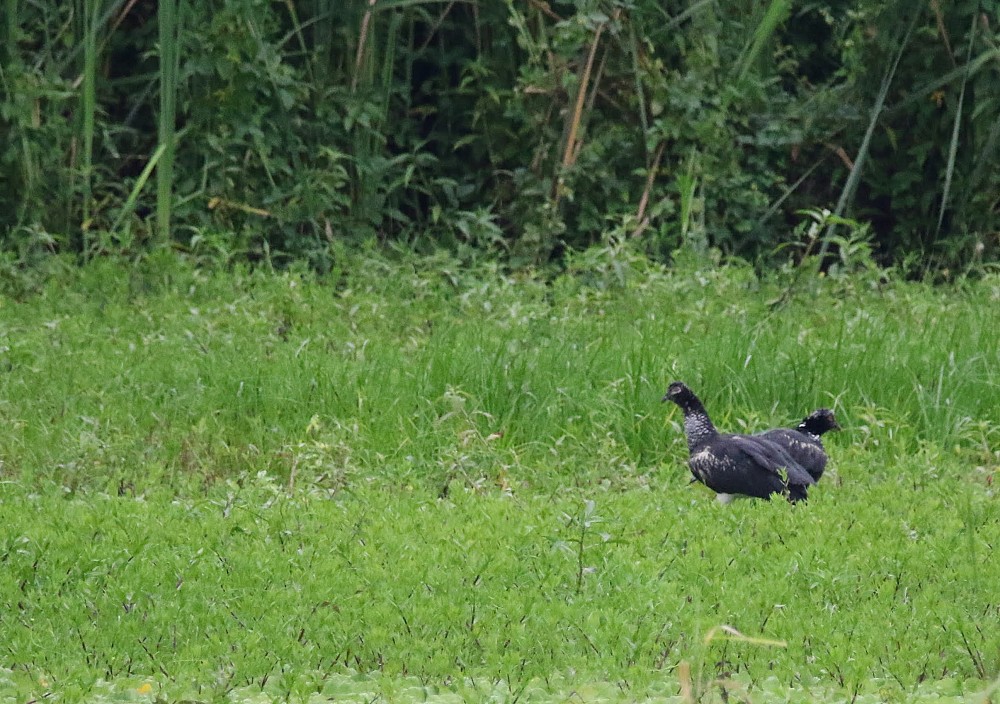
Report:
756,408,839,482
662,381,816,503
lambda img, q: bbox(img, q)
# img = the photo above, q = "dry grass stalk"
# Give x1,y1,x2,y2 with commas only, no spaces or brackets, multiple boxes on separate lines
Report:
631,140,666,238
352,0,379,92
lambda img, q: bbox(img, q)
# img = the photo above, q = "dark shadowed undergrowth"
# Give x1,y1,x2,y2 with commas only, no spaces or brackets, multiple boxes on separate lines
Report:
0,251,998,702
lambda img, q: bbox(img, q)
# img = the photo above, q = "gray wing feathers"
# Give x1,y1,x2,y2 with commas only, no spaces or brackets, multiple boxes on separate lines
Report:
729,436,816,486
757,428,828,480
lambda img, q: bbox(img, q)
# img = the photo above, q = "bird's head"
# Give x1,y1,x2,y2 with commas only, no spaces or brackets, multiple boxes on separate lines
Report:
662,381,694,406
801,408,840,435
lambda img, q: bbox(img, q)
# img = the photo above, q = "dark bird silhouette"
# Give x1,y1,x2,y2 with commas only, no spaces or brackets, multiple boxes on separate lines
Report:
756,409,839,482
662,381,815,503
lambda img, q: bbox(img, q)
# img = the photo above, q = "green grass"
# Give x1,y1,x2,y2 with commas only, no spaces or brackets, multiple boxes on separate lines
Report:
0,250,998,702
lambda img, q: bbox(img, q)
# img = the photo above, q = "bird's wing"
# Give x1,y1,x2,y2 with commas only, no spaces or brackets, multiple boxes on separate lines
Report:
729,435,816,486
757,428,796,442
759,428,828,469
689,445,781,498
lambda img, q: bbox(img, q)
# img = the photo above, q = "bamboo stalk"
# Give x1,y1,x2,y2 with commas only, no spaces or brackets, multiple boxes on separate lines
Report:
157,0,180,244
560,18,606,172
80,0,99,255
551,14,607,204
630,141,666,239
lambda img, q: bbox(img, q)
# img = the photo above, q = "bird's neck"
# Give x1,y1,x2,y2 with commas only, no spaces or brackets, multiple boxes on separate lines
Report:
682,407,717,450
797,422,821,441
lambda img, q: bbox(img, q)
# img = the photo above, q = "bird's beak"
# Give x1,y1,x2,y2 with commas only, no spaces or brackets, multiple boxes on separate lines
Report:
833,420,842,430
661,393,670,403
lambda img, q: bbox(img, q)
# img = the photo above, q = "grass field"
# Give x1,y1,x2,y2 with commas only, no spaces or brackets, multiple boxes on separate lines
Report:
1,250,998,702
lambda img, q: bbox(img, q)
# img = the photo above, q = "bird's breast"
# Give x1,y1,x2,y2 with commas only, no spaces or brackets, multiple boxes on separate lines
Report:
690,448,735,479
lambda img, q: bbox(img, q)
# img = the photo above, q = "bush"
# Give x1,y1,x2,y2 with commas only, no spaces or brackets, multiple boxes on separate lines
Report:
1,0,996,270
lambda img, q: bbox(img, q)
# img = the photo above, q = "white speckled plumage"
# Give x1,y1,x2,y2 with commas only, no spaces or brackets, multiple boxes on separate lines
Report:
756,408,839,482
683,414,715,452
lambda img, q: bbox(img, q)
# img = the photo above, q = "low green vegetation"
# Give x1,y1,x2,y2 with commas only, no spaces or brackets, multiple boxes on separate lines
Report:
1,251,998,702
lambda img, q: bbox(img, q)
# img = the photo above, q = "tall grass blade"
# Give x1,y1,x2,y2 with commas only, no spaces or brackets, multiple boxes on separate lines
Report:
80,0,100,258
887,47,1000,116
157,0,180,244
378,11,401,127
819,12,920,261
110,142,167,235
967,106,1000,197
347,1,408,226
755,156,827,230
626,18,649,160
936,11,978,238
648,0,715,41
735,0,791,83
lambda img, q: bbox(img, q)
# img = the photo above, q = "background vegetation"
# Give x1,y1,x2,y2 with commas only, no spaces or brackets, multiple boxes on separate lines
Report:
2,1,999,698
2,0,999,272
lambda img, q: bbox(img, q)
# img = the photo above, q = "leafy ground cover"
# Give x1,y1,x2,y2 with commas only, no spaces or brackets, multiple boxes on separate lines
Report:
1,251,998,702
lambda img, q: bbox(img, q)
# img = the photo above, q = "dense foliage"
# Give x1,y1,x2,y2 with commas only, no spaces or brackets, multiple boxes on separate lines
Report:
1,0,998,269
